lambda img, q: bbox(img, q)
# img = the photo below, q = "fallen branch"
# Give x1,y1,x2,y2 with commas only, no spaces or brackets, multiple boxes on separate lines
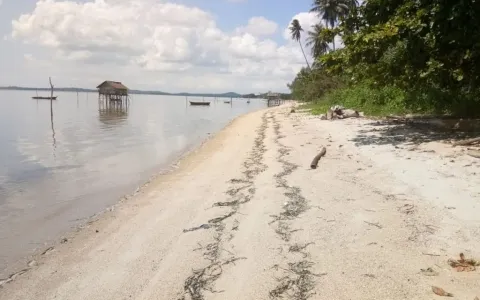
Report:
422,252,441,257
453,137,480,147
310,147,327,169
467,150,480,159
364,221,383,229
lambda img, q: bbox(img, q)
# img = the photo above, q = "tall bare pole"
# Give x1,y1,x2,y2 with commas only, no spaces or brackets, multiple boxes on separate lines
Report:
49,77,54,99
49,77,56,152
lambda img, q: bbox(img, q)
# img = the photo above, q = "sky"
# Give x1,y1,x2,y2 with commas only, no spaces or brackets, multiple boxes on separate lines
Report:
0,0,322,93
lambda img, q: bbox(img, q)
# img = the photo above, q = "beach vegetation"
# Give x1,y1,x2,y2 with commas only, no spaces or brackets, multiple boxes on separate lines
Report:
289,0,480,117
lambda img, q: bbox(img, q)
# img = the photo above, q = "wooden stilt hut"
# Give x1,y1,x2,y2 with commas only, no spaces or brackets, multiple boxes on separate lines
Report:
266,91,283,107
97,80,129,107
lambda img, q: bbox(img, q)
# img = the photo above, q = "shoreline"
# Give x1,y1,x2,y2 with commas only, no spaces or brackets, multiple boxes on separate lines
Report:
0,106,267,286
2,104,480,300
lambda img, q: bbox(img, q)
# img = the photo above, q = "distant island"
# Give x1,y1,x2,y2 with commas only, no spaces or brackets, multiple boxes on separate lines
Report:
0,86,291,99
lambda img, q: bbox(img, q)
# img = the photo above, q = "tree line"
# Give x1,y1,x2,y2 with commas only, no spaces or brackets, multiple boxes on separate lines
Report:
288,0,480,116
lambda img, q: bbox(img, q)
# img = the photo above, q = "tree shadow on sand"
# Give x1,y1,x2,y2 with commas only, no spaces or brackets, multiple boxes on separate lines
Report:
350,120,480,148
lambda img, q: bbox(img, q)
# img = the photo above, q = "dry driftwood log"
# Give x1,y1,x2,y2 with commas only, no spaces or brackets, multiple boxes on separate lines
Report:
326,109,334,120
341,109,360,118
326,106,361,120
453,137,480,147
468,150,480,159
310,147,327,169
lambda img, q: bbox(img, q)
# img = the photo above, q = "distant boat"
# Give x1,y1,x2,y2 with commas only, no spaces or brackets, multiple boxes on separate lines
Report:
224,101,231,104
32,96,57,100
189,101,210,106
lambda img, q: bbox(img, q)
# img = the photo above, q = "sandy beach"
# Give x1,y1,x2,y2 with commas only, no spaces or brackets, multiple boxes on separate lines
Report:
1,104,480,300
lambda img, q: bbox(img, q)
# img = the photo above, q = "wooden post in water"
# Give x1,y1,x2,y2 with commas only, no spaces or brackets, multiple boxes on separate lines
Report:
49,77,54,100
48,77,56,151
185,96,188,108
231,97,233,107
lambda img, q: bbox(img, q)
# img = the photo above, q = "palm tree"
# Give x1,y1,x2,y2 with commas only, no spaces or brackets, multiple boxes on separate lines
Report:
310,0,349,50
345,0,359,10
289,19,311,69
306,24,330,58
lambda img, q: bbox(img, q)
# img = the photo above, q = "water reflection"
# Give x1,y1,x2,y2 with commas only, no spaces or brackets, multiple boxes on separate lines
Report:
0,91,266,278
98,102,129,126
50,100,56,156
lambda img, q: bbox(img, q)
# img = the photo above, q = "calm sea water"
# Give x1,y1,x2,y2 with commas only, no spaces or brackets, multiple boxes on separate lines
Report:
0,90,265,276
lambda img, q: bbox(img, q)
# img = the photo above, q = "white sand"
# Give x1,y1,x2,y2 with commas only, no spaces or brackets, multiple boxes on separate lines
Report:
1,105,479,300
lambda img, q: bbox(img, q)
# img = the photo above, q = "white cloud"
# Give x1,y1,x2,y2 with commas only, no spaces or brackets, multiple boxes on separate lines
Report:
11,0,307,93
236,16,278,37
284,12,320,41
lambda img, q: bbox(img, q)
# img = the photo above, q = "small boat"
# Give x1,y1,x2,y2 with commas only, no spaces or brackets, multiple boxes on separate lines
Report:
189,101,210,106
224,101,231,104
32,96,57,100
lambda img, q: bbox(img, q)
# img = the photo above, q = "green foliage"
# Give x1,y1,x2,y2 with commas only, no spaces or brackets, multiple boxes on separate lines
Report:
306,25,330,57
310,0,351,50
311,0,349,29
330,0,480,93
301,80,480,117
289,19,303,42
312,83,410,116
288,67,343,102
289,0,480,117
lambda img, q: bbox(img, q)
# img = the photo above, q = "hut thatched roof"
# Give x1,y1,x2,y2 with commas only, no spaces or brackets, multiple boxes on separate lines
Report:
266,91,280,98
96,81,128,90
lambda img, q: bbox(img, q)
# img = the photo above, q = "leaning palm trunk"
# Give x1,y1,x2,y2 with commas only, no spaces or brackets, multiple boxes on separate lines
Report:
299,41,311,69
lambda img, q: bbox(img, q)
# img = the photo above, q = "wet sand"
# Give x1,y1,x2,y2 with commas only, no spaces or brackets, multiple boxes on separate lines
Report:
1,105,480,300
